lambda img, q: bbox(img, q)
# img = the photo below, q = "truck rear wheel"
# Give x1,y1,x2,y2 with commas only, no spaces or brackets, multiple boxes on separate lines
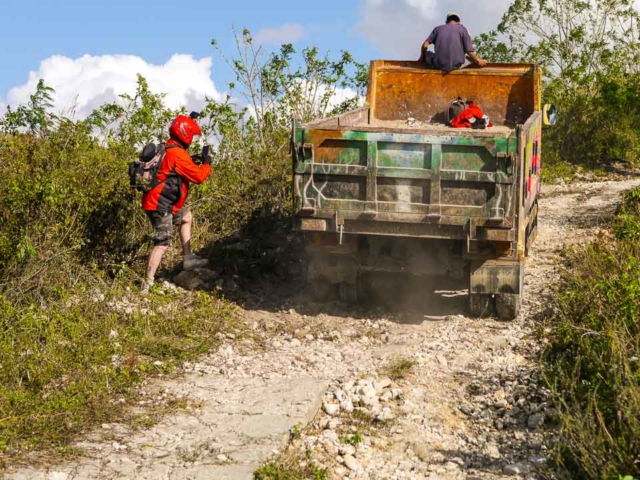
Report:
495,293,521,321
469,294,494,318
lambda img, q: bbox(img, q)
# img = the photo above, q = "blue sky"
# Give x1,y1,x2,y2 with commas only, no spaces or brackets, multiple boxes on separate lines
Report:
1,0,513,115
0,0,370,94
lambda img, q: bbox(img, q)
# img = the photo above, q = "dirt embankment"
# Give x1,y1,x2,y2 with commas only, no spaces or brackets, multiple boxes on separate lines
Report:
8,179,640,480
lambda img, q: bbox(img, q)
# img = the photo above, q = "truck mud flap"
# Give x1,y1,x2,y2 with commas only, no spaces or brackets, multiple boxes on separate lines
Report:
470,260,524,296
469,260,524,321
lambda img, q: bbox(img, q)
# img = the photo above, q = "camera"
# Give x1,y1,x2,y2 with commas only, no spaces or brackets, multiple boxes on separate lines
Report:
192,145,211,165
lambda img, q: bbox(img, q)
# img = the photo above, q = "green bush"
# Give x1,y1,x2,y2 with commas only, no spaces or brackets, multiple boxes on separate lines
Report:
543,75,640,171
543,187,640,478
0,127,141,271
254,458,328,480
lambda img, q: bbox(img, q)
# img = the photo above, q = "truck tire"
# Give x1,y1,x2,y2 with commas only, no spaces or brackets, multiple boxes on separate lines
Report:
495,293,521,321
469,294,494,318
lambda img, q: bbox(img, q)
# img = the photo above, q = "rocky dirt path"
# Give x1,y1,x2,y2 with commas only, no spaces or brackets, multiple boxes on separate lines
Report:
7,179,640,480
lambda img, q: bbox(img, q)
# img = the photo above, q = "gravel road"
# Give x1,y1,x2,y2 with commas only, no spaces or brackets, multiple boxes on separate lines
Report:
8,178,640,480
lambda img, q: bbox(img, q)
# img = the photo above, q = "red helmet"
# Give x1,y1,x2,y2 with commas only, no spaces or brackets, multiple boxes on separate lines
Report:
169,115,202,147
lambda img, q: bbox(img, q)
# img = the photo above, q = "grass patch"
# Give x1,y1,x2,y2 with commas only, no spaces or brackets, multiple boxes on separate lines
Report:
381,356,417,381
541,186,640,478
339,431,364,446
541,160,611,184
289,423,303,440
254,450,328,480
0,279,237,462
350,408,390,428
541,160,578,184
338,408,393,438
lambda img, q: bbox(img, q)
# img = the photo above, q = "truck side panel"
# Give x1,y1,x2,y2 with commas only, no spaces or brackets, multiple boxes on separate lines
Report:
517,111,543,257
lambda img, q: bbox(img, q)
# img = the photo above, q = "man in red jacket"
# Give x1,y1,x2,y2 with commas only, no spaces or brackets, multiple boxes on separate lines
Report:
142,113,212,291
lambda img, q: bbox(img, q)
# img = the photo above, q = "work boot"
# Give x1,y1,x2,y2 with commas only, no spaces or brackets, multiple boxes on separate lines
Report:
183,254,209,271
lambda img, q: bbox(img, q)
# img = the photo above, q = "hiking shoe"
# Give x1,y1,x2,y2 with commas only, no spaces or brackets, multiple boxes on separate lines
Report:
183,254,209,271
141,278,155,294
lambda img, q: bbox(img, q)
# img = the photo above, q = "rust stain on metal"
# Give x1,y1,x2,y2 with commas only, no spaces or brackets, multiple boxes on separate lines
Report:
369,61,536,126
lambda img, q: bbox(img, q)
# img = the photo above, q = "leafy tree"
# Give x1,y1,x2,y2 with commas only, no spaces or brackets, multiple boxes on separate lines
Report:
211,28,368,150
496,0,639,96
88,75,176,154
0,79,57,135
476,0,640,167
474,31,519,63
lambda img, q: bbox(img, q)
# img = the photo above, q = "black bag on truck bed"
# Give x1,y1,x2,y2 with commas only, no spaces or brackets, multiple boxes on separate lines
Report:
446,97,469,125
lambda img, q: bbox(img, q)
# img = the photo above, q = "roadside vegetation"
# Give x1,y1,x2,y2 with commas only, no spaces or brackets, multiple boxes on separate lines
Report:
381,356,417,381
254,455,329,480
541,186,640,479
0,29,365,463
476,0,640,182
475,1,640,477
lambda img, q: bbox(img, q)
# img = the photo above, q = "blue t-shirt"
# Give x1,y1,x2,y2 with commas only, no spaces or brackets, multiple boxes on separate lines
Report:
426,23,474,72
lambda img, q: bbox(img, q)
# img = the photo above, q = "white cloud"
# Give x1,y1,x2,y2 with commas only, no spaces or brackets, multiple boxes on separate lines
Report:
3,54,223,119
326,86,359,110
357,0,512,58
297,83,360,116
254,23,305,45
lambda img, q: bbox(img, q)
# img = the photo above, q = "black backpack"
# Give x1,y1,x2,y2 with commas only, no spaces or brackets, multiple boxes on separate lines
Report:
446,97,469,125
129,143,176,193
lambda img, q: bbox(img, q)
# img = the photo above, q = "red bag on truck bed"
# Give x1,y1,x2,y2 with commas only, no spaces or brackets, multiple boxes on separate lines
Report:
451,101,493,129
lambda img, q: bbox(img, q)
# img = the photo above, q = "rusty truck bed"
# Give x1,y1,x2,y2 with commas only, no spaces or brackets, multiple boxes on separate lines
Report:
308,114,515,138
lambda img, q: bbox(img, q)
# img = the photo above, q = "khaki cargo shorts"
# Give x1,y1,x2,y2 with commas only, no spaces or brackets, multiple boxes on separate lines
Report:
145,208,189,246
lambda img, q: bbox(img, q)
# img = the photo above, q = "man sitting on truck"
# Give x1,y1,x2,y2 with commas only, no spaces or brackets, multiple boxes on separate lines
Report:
419,12,488,71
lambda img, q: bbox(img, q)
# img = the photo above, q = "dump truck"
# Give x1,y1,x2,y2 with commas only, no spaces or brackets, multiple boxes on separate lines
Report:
292,61,555,320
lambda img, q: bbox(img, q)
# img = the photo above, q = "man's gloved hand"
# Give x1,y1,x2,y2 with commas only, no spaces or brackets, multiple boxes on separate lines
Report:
202,145,212,165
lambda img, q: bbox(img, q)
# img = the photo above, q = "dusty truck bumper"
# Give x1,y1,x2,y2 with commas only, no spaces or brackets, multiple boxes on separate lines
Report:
295,215,517,250
468,259,524,320
470,259,524,296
